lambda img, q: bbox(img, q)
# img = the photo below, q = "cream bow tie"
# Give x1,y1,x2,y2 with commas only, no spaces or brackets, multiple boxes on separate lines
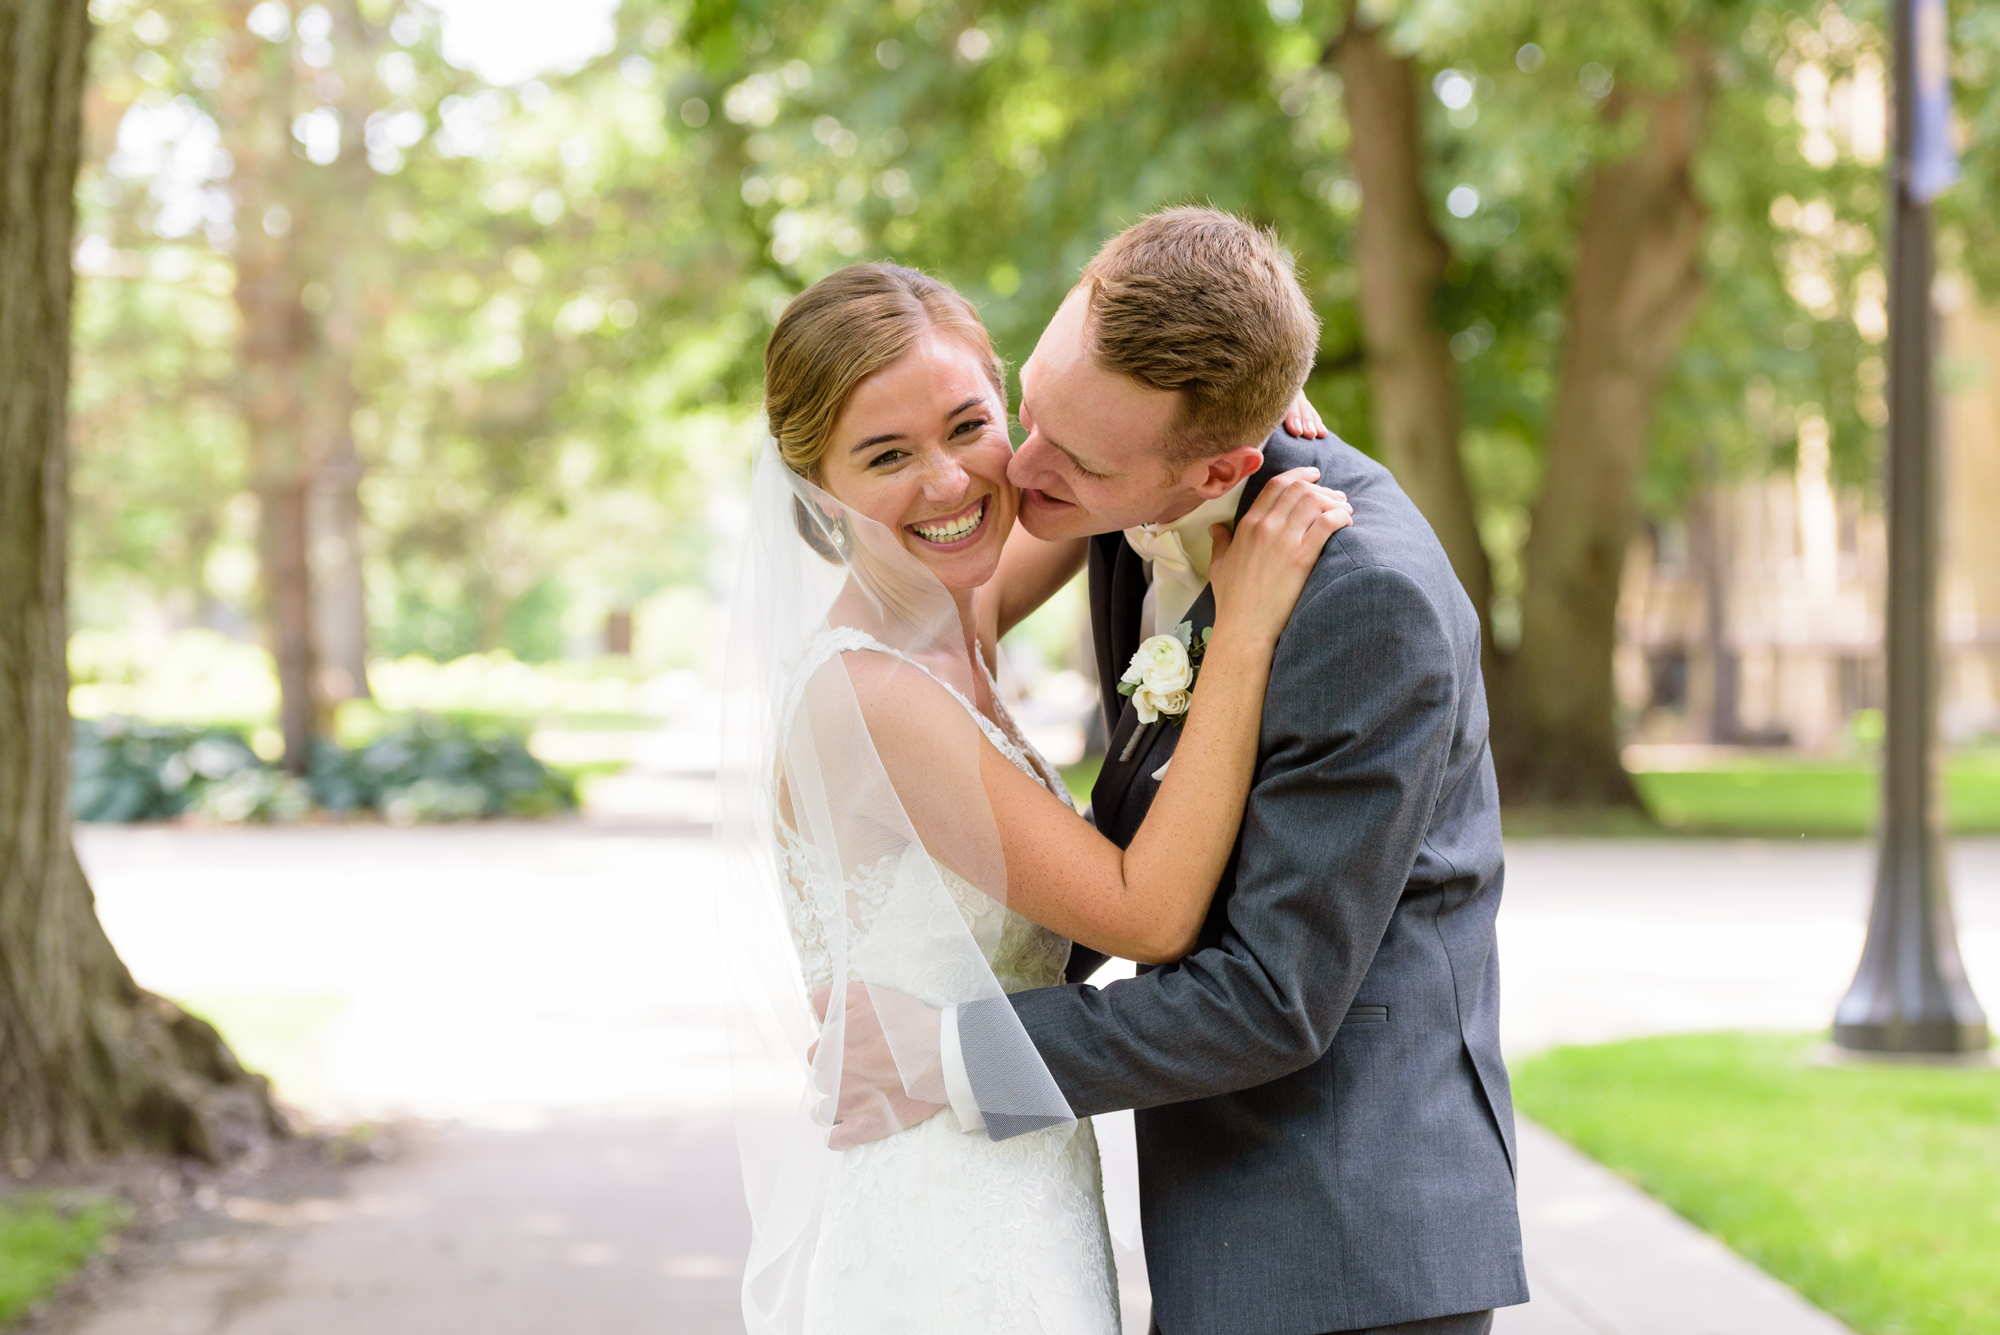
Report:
1122,524,1198,584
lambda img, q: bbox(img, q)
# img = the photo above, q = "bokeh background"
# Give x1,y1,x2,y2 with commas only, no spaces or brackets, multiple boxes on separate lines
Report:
65,0,2000,835
14,2,2000,1333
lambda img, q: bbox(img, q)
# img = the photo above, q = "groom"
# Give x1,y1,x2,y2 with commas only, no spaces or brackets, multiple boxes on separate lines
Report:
843,207,1525,1334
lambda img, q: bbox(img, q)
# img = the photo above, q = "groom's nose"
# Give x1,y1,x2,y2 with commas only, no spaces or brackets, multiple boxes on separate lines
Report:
1008,432,1050,488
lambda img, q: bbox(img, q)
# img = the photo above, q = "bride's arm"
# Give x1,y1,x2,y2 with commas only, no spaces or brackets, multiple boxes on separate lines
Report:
981,523,1086,646
864,469,1349,964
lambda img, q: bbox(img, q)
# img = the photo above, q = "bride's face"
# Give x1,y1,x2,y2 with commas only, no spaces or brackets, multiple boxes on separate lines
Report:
818,333,1017,592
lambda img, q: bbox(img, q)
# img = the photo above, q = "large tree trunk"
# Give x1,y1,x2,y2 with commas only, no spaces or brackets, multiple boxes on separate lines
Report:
1504,41,1713,806
0,0,284,1170
221,3,320,772
1331,13,1495,677
308,410,369,701
306,0,376,705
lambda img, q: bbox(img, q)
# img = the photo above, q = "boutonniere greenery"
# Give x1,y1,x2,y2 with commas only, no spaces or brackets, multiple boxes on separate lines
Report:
1118,621,1209,727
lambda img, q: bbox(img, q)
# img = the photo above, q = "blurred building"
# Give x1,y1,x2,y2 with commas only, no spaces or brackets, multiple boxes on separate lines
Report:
1617,292,2000,751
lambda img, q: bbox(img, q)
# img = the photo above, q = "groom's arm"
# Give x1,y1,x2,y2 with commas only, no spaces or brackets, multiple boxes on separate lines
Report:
966,559,1462,1123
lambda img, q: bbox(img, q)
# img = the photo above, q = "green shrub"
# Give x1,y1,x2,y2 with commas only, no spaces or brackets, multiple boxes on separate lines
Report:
70,717,262,822
191,767,313,823
349,717,576,822
71,716,574,824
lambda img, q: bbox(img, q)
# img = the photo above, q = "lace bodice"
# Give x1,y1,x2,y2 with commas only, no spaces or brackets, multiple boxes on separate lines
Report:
776,626,1075,996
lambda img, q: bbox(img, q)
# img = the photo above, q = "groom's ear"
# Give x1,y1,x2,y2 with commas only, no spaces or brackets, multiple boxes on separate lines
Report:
1183,444,1264,500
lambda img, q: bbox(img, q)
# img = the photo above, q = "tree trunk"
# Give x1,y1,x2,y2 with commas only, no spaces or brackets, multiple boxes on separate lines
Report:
221,3,320,772
1504,41,1713,806
308,415,369,701
1694,483,1740,742
306,0,377,705
1330,11,1496,676
0,0,284,1171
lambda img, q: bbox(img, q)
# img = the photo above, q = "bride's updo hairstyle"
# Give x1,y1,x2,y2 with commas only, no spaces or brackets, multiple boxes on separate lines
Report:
764,263,1007,481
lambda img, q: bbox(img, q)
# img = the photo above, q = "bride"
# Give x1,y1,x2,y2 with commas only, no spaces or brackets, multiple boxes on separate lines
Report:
717,262,1349,1335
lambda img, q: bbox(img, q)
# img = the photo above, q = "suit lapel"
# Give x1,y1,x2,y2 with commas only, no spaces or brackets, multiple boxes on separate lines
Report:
1087,531,1149,735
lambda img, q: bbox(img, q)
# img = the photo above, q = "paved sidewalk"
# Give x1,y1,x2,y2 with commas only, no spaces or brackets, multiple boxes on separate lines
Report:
69,822,1994,1333
50,1117,746,1335
1498,1122,1851,1335
49,1114,1853,1335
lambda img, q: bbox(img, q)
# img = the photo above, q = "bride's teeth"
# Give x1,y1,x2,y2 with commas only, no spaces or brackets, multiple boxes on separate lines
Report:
913,502,983,543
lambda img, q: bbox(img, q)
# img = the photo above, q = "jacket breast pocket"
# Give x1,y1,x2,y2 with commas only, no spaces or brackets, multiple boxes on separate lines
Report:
1341,1003,1389,1026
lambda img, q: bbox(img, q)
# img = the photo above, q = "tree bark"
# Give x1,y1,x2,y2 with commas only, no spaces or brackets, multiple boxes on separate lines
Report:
0,0,284,1171
1504,41,1713,806
221,2,320,772
306,0,377,705
308,411,369,700
1330,12,1496,675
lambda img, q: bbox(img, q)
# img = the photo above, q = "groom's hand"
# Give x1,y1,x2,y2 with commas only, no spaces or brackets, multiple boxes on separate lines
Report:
809,983,948,1149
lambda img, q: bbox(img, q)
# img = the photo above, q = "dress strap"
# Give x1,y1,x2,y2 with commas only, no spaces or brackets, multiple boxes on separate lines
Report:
786,626,1028,769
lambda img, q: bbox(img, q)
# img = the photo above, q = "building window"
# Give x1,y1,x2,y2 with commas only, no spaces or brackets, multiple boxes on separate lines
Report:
1647,650,1690,712
1839,655,1884,716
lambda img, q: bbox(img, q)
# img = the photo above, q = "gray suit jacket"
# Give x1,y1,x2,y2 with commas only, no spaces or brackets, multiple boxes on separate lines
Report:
965,431,1526,1334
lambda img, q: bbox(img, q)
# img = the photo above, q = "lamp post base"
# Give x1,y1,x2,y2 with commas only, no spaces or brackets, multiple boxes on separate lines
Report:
1832,1017,1989,1055
1816,1040,1994,1068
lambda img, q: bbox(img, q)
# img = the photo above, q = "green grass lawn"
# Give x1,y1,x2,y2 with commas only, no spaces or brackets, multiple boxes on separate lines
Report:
1515,1032,2000,1335
1636,755,2000,837
0,1193,126,1323
1068,751,2000,839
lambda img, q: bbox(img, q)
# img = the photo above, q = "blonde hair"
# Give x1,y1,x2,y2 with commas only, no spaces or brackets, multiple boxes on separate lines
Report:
764,263,1006,479
1079,206,1320,463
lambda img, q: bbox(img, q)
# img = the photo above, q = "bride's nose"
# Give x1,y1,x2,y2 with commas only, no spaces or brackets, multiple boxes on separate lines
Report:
918,449,970,502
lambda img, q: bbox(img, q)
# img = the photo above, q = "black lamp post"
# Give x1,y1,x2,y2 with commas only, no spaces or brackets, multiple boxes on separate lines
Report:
1832,0,1989,1056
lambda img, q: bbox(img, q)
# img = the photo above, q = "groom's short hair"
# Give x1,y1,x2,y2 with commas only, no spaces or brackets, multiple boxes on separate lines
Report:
1079,207,1320,463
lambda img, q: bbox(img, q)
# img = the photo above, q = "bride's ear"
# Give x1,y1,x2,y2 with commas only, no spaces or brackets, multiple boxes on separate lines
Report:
793,495,851,562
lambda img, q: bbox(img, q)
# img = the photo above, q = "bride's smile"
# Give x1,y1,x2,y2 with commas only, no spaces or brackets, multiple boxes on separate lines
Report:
906,495,990,548
817,331,1019,591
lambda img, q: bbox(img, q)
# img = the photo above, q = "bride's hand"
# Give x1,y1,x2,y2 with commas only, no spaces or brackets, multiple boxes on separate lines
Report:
1282,390,1328,439
1206,467,1352,649
808,983,946,1149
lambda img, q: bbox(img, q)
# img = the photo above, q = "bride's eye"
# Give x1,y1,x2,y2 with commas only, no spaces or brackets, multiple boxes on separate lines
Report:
868,448,908,468
951,418,988,438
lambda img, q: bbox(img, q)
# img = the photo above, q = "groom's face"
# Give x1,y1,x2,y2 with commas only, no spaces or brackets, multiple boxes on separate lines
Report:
1009,288,1260,541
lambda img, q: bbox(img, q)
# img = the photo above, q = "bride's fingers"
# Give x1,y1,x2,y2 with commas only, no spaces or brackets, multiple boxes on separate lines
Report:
1264,475,1336,536
1275,492,1351,560
1241,469,1320,532
1282,392,1329,439
1209,522,1233,564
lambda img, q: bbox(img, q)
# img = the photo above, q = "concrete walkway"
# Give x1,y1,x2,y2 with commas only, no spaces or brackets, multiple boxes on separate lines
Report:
65,820,1999,1333
1499,1123,1851,1335
48,1113,1853,1335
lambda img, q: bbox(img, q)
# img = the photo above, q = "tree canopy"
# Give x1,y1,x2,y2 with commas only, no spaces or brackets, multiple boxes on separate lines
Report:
67,0,2000,795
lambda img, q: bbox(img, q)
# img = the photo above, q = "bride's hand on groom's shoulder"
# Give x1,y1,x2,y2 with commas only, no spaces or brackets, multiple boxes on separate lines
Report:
1208,468,1353,648
1283,390,1328,439
808,983,948,1150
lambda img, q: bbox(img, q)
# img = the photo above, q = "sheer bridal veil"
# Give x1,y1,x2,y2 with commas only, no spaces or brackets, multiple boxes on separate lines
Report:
715,443,1077,1333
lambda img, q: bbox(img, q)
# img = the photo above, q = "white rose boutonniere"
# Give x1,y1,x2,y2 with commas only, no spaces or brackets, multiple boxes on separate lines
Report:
1118,621,1211,727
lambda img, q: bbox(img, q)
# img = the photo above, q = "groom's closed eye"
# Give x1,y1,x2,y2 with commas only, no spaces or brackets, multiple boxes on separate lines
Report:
1051,440,1109,480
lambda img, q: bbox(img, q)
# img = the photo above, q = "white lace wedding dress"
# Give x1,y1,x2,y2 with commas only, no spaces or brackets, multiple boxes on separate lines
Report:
776,628,1120,1335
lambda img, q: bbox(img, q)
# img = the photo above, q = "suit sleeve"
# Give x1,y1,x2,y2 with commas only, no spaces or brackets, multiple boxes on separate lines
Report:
971,561,1461,1123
